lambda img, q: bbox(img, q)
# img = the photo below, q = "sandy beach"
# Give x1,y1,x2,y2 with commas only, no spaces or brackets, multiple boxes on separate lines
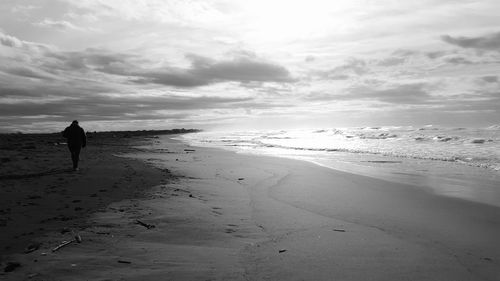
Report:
1,133,499,280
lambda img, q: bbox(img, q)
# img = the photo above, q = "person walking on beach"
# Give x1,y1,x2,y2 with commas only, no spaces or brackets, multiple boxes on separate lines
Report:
62,120,86,171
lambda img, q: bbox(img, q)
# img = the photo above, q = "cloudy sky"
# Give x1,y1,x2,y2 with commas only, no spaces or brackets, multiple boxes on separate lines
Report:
1,0,499,132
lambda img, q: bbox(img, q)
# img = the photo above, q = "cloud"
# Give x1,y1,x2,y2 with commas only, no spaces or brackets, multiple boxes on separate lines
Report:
377,57,406,66
0,33,24,48
441,31,500,51
64,12,99,22
0,30,293,129
0,32,52,53
437,91,500,113
313,58,369,81
100,53,294,87
1,31,294,92
0,87,41,98
0,79,113,99
0,91,255,121
481,76,498,83
425,51,448,59
61,0,224,26
43,48,138,73
305,55,316,62
304,83,433,105
0,46,264,122
348,83,432,104
38,47,293,87
11,4,38,14
2,66,52,80
333,59,369,75
444,56,473,65
391,49,418,57
302,91,338,101
326,74,350,80
192,57,293,83
133,71,208,88
35,18,87,31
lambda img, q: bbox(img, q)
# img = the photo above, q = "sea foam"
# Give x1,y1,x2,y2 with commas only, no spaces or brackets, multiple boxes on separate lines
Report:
182,126,500,172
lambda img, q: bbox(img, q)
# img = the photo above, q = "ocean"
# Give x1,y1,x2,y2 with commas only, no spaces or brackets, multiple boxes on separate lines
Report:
178,125,500,206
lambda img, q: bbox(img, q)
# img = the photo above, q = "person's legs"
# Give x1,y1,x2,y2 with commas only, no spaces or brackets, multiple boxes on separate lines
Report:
68,145,81,170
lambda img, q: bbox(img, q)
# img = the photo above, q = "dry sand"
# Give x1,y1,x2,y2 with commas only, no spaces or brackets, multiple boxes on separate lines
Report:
1,134,499,280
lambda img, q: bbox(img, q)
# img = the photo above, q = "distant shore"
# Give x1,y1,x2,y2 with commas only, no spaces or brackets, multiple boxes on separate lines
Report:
1,133,499,280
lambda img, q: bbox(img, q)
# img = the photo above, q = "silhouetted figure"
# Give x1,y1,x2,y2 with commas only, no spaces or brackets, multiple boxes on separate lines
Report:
62,120,86,171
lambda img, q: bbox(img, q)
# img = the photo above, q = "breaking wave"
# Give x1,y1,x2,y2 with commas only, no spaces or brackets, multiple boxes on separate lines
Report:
182,126,500,172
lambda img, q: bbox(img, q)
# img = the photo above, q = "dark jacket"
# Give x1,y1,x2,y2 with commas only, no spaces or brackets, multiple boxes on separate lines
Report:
63,124,86,148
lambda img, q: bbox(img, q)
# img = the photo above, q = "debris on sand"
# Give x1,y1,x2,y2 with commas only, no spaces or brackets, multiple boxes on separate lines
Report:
136,219,155,229
52,240,74,252
24,242,41,254
52,234,82,252
74,234,82,243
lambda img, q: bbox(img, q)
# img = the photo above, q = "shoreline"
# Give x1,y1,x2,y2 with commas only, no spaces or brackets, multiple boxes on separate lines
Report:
178,135,500,208
127,135,500,280
1,134,499,280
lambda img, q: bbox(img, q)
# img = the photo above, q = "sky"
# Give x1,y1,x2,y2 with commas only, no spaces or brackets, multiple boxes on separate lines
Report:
1,0,499,133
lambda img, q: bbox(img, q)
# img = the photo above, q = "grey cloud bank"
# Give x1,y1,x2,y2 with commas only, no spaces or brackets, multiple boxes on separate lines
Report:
441,31,500,51
103,54,294,87
1,31,295,131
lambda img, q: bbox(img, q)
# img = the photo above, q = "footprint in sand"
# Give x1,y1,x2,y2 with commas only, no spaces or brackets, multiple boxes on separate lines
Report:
225,224,238,234
212,207,222,216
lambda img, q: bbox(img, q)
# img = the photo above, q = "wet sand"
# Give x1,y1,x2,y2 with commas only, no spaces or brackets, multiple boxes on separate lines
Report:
1,134,499,280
